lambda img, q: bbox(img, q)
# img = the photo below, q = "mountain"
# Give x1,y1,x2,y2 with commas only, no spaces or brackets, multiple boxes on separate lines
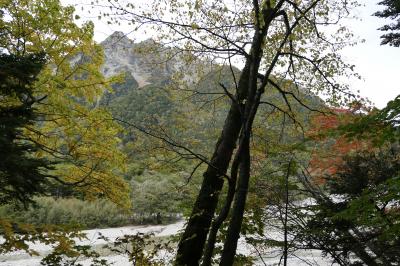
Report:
99,32,238,157
100,31,206,89
99,31,323,108
98,31,326,192
99,31,324,138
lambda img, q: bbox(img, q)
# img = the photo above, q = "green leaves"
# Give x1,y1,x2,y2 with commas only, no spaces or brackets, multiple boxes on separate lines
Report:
0,0,130,209
339,95,400,146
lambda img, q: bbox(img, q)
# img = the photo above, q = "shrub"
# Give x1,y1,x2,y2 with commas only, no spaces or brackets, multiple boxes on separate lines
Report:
0,197,132,229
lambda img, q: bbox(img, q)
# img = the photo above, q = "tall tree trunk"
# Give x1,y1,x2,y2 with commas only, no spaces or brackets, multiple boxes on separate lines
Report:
174,62,250,266
175,6,275,264
219,135,250,266
283,160,292,266
201,147,241,266
219,17,266,262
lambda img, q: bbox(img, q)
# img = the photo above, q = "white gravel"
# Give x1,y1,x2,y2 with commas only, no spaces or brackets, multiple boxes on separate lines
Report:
0,219,336,265
0,221,186,266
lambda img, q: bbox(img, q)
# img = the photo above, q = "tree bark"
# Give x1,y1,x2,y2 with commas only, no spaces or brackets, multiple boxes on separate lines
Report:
201,146,242,266
175,6,275,265
174,62,250,266
283,161,292,266
219,135,250,266
219,14,266,262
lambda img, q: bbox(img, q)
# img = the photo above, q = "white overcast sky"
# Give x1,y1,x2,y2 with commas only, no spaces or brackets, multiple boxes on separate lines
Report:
340,0,400,108
62,0,399,108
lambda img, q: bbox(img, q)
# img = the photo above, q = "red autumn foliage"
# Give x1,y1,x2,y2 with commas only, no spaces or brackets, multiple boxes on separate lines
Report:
307,108,370,184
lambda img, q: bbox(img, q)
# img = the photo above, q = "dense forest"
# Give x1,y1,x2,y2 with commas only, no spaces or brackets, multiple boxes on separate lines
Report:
0,0,399,265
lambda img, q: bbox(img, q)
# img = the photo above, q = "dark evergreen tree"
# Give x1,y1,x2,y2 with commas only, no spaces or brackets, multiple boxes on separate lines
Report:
374,0,400,47
0,52,52,206
296,149,400,266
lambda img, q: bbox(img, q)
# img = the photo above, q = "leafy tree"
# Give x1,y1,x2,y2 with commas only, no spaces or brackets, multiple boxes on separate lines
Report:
96,0,360,264
130,171,185,224
307,109,371,182
374,0,400,47
0,0,132,263
0,0,130,208
294,148,400,266
279,101,400,265
339,96,400,145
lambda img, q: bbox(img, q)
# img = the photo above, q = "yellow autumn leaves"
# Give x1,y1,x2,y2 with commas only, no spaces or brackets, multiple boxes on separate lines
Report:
0,0,130,208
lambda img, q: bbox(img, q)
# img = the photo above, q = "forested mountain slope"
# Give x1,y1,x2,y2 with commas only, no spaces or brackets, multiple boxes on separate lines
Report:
96,31,326,224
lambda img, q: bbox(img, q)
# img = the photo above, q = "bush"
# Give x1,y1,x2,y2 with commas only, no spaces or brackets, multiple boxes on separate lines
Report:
129,170,191,224
0,197,132,229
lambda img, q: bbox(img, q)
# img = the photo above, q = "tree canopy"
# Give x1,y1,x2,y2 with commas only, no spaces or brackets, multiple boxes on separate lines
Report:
0,52,50,206
93,0,362,264
1,0,399,264
374,0,400,47
0,0,130,208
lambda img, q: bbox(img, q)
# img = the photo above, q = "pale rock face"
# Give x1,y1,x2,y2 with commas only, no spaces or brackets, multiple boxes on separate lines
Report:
101,31,151,87
99,32,319,108
100,31,207,88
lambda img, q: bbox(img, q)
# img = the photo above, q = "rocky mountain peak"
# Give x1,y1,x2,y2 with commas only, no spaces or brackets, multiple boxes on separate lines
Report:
100,32,162,87
100,32,205,89
101,31,133,49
